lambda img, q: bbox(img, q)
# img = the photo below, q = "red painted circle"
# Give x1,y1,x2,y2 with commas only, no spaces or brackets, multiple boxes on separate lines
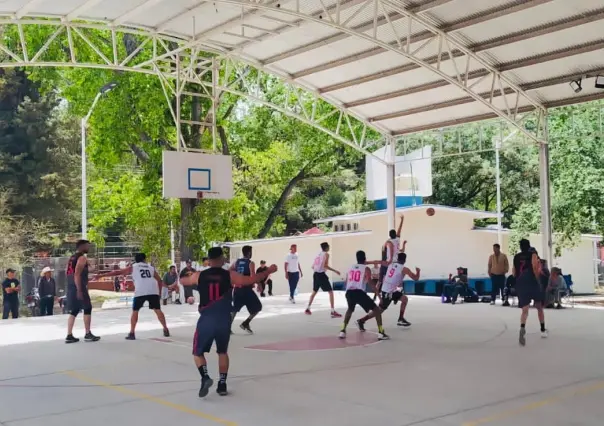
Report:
246,333,379,351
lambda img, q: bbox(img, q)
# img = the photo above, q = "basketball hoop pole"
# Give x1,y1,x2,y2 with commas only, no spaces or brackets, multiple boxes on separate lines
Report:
386,137,396,230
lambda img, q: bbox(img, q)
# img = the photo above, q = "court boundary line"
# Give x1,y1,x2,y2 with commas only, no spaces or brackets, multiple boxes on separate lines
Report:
62,370,237,426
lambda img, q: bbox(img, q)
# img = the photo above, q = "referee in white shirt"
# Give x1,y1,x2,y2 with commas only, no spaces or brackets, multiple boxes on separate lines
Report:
285,244,303,303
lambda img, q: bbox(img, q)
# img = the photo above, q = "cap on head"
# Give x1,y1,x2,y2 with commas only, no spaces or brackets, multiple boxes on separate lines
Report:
389,230,397,239
320,242,329,251
242,245,252,258
397,252,407,264
6,268,15,275
208,247,223,260
519,239,531,252
356,250,366,264
41,267,53,275
290,244,297,251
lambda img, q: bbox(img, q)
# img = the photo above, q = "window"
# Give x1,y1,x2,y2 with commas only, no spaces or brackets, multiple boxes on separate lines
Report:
353,223,358,230
346,223,351,231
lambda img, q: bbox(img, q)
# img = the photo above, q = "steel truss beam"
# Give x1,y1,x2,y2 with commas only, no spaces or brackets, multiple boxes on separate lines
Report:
0,17,386,162
187,0,547,143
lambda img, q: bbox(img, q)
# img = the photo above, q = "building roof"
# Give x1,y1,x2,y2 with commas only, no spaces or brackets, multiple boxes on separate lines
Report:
224,229,371,247
314,204,500,224
2,0,604,141
473,227,603,241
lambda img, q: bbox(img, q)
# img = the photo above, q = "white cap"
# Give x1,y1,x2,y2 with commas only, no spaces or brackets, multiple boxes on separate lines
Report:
41,266,54,275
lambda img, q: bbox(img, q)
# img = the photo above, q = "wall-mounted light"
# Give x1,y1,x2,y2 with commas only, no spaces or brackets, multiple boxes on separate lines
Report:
569,78,582,93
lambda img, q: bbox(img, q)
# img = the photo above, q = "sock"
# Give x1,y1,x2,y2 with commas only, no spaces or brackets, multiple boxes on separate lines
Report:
378,325,384,333
540,323,546,332
219,373,228,384
198,365,209,378
520,323,526,328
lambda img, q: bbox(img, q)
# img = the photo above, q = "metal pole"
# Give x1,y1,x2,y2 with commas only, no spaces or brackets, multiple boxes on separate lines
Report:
386,138,396,230
170,221,175,265
212,57,218,152
176,55,182,151
81,117,87,240
495,139,502,246
539,112,553,266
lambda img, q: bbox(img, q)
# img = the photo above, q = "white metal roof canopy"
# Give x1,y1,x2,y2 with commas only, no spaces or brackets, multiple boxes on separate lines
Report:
1,0,604,145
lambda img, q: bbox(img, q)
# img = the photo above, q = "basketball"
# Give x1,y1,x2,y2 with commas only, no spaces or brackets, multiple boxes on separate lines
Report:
426,207,435,216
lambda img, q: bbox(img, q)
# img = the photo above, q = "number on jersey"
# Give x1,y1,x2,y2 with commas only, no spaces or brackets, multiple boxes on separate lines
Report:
348,269,362,282
140,269,152,278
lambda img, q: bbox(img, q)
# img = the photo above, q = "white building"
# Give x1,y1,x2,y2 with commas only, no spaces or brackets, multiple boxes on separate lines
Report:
226,205,600,295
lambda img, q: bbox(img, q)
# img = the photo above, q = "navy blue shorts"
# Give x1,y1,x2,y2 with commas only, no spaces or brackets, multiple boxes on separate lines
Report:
193,314,230,355
517,285,544,308
233,287,262,315
67,284,92,316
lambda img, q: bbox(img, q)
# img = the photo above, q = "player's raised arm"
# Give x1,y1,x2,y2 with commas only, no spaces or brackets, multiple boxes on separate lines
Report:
396,214,404,238
179,270,200,287
231,265,278,288
404,266,421,281
96,266,133,279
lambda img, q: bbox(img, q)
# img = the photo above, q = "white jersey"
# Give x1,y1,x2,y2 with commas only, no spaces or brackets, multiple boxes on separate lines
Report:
382,262,406,293
132,262,158,297
312,251,327,273
346,264,368,291
385,237,400,261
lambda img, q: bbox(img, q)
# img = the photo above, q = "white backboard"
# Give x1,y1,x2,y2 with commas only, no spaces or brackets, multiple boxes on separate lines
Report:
162,151,233,199
366,146,433,200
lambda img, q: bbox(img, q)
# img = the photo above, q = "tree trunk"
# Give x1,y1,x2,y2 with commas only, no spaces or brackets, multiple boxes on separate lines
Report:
257,168,307,239
179,198,198,262
218,126,230,155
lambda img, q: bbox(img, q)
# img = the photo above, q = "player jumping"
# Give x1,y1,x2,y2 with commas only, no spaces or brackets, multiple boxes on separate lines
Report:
339,250,389,340
375,215,406,301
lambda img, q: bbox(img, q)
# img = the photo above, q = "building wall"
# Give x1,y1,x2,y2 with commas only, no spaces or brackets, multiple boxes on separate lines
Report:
228,209,598,296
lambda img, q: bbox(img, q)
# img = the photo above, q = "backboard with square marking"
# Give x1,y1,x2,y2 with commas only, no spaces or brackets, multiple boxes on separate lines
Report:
163,151,233,199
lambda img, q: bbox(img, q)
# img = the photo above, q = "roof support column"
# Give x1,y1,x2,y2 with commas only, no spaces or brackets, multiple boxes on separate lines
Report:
386,137,396,231
539,112,553,266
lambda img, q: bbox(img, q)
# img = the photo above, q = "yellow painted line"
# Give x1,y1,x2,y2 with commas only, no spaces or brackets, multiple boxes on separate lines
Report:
62,370,237,426
462,380,604,426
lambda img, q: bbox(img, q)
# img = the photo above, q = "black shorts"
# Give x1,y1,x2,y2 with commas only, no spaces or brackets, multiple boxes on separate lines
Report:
132,295,161,311
313,272,333,292
517,285,544,308
379,265,388,283
193,314,230,355
233,287,262,315
379,290,403,310
183,286,194,300
67,284,92,316
346,289,376,313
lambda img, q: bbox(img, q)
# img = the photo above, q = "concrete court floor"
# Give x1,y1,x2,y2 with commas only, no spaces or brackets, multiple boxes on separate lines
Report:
1,293,604,426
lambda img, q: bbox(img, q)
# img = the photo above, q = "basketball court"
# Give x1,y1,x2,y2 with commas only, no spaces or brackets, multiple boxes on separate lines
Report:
1,295,604,426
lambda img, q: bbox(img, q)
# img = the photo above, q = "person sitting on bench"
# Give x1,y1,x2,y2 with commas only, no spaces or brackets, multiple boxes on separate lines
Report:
444,267,468,304
502,274,516,306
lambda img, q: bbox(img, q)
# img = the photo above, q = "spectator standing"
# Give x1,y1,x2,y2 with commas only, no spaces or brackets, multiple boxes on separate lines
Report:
285,244,303,303
37,267,57,316
488,244,509,305
2,269,20,319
